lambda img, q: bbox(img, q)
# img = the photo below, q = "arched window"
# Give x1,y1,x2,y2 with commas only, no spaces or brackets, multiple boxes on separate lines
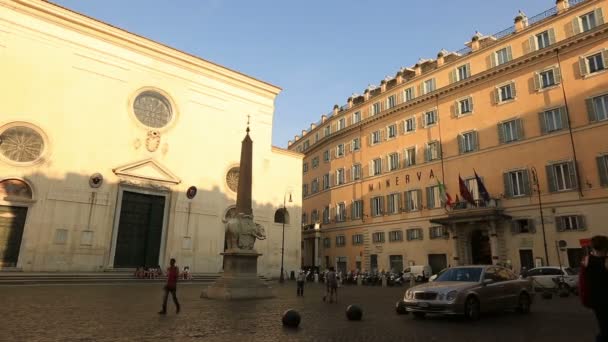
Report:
0,178,33,201
274,208,289,224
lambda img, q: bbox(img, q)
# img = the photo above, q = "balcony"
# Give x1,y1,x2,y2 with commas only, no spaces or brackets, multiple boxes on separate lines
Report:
431,198,510,225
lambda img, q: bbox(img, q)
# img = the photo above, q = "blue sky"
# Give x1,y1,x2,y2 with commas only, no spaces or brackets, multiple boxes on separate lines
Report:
52,0,553,147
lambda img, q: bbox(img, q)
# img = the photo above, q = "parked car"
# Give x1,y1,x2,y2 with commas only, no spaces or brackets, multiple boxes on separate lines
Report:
403,265,534,320
403,265,433,282
521,266,578,291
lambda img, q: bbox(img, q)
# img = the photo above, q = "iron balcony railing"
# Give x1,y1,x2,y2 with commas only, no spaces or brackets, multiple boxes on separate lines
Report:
451,198,501,211
528,6,558,26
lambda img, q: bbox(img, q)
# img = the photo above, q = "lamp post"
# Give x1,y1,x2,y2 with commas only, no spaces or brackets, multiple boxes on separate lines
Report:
530,167,550,266
279,192,292,284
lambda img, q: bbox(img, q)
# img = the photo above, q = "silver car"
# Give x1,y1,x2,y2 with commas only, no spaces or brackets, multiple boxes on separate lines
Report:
403,265,534,320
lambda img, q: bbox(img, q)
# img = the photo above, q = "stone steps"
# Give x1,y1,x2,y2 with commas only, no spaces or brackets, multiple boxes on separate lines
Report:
0,272,273,285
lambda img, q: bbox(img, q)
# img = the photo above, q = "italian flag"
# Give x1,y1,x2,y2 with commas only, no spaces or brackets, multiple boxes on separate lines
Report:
437,179,453,207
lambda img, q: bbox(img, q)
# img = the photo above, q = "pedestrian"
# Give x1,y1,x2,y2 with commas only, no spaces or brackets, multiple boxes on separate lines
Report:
158,258,181,315
296,270,306,296
323,267,338,303
579,235,608,342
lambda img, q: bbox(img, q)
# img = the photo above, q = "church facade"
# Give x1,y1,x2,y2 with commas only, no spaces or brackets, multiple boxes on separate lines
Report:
0,0,303,276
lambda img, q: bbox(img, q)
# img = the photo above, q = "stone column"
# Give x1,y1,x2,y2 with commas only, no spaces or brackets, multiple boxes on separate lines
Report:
314,233,320,268
489,220,499,265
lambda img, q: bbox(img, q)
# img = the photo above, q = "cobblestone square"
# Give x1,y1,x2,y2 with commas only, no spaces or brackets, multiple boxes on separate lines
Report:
0,282,596,342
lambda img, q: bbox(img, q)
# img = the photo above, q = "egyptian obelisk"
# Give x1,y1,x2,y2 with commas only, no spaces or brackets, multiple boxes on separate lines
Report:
201,118,274,300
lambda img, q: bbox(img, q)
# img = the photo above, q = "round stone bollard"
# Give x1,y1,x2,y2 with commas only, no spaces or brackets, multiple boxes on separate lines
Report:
395,300,408,315
282,309,301,328
346,305,363,321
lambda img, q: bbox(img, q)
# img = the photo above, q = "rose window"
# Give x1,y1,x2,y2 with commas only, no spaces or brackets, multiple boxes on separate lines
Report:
0,126,45,163
133,91,173,128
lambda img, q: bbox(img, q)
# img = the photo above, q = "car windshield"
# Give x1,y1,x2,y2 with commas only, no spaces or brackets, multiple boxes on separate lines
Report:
434,267,483,282
564,267,578,275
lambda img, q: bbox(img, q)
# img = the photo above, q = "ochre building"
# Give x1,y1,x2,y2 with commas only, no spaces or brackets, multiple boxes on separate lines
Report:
289,0,608,275
0,0,303,275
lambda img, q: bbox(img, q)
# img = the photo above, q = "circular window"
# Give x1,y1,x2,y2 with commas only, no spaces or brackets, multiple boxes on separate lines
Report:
0,125,45,163
133,91,173,128
226,167,240,193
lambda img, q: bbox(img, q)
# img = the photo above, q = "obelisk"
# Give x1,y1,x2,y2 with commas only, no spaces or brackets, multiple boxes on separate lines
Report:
201,118,274,300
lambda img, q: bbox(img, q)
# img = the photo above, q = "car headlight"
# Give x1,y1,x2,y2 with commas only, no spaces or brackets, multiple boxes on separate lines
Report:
446,290,458,302
405,290,412,300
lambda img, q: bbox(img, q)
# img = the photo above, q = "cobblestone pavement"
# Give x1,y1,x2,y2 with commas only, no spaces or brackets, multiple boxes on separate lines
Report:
0,282,595,342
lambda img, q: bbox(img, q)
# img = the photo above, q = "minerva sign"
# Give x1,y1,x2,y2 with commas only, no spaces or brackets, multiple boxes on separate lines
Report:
367,169,436,192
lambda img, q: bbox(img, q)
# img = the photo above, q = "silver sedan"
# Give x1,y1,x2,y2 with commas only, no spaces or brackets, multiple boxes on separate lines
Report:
402,265,534,320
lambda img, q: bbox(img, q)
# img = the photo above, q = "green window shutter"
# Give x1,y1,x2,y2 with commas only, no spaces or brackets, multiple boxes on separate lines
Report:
602,49,608,70
533,72,541,91
516,118,524,140
431,78,436,91
548,28,556,45
503,173,512,198
472,131,479,151
497,123,505,144
555,216,564,232
416,190,422,210
596,8,605,26
451,102,458,118
578,215,587,230
492,88,499,104
457,134,464,154
554,66,562,84
587,97,597,122
351,202,355,219
560,107,569,129
528,219,537,234
424,145,430,162
572,18,581,36
538,112,547,134
597,156,608,186
506,46,513,62
449,69,456,84
546,164,557,192
568,161,578,190
527,35,536,53
469,96,474,112
405,192,411,211
437,142,442,159
523,169,531,196
380,196,385,215
426,187,433,209
511,81,517,98
488,53,496,68
579,57,588,77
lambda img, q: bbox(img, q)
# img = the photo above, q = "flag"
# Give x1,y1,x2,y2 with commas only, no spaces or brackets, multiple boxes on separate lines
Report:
459,175,476,205
474,170,491,202
436,179,453,207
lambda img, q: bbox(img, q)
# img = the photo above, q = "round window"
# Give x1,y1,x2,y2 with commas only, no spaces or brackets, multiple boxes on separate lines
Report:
0,125,45,163
226,167,240,193
133,91,173,128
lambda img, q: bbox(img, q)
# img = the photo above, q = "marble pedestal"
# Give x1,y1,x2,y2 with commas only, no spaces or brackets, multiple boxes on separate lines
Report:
201,249,274,300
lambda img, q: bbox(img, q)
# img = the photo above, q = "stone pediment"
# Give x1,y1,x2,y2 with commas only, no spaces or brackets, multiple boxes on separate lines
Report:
112,158,180,184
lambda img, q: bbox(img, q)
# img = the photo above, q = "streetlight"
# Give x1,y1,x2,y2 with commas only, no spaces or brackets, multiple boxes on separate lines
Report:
530,167,550,266
279,191,293,284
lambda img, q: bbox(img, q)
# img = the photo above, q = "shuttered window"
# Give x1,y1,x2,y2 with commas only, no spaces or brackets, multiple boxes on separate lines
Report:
498,119,524,144
404,147,416,167
372,232,385,243
404,190,422,212
352,164,362,181
458,131,478,154
406,228,423,241
555,215,586,232
336,203,346,222
335,235,345,247
580,50,608,77
389,231,403,242
587,94,608,122
386,193,401,214
336,168,345,186
426,186,441,209
352,234,363,245
425,141,441,161
503,170,531,197
351,200,363,220
539,107,568,134
404,116,416,133
495,46,513,66
322,207,330,224
597,155,608,187
371,196,384,217
546,161,577,192
429,226,448,239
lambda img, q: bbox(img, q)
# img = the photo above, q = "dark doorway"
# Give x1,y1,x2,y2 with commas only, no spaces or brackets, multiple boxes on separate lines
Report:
0,206,28,267
428,254,448,274
567,248,585,270
470,229,492,265
114,191,165,268
519,249,534,271
370,254,378,272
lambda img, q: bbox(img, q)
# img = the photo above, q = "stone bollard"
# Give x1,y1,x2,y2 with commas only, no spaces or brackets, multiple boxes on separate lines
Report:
381,275,387,287
314,273,319,283
409,275,415,288
357,275,362,286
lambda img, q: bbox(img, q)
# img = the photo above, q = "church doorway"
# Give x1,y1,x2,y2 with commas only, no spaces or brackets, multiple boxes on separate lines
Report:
470,229,492,265
113,191,165,268
0,206,27,267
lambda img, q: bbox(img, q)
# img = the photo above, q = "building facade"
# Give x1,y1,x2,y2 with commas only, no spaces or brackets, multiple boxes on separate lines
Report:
290,0,608,275
0,0,303,276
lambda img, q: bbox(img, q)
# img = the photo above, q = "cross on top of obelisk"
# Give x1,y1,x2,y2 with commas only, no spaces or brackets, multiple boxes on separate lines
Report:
246,114,250,134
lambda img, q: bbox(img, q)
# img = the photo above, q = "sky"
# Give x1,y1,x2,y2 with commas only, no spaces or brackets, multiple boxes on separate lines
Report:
52,0,553,147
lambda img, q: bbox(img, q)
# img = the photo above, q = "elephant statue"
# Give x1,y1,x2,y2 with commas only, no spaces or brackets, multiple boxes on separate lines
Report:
223,213,266,250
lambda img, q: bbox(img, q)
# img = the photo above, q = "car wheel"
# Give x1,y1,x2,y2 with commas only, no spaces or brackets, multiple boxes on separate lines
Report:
464,296,480,321
412,312,426,319
517,293,531,314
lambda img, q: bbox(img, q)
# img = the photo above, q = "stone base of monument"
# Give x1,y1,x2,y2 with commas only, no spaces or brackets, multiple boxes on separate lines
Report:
201,249,274,300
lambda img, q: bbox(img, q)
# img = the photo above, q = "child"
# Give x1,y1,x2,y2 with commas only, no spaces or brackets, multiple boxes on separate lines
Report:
182,266,191,280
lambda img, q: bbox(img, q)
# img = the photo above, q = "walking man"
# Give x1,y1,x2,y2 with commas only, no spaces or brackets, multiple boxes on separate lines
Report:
158,258,181,315
580,235,608,342
296,270,306,296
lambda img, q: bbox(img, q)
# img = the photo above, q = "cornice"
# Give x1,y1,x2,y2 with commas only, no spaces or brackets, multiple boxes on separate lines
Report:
298,25,608,156
1,0,281,98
